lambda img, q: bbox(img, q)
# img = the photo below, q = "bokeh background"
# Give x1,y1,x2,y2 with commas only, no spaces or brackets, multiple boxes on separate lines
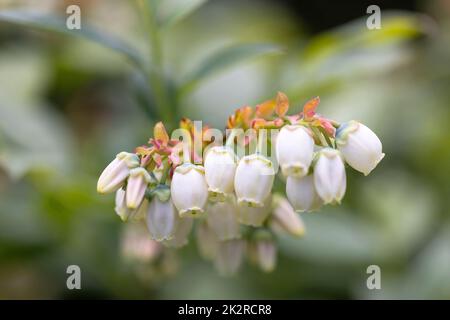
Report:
0,0,449,299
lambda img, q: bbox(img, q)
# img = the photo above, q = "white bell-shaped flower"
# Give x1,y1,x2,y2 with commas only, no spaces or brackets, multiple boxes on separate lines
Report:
275,125,314,177
234,154,275,207
146,197,178,241
286,175,322,212
97,152,139,194
336,121,385,176
196,220,219,260
313,148,346,204
204,146,237,201
206,196,240,241
214,239,245,276
120,223,161,263
126,167,151,209
163,217,193,248
170,163,208,217
238,196,272,227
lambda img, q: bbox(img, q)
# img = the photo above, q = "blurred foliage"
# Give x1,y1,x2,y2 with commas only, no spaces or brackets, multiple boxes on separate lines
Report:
0,0,449,299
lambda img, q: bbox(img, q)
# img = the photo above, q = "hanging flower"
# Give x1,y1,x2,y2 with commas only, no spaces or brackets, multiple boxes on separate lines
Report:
206,196,241,241
114,188,132,221
270,196,305,237
313,148,346,204
120,223,162,263
214,239,246,276
146,197,178,241
114,188,148,222
238,196,272,227
234,154,275,207
163,217,193,248
97,152,139,194
251,231,277,273
196,220,219,260
286,175,322,212
126,167,152,209
276,125,314,177
170,163,208,217
204,146,237,201
336,121,385,176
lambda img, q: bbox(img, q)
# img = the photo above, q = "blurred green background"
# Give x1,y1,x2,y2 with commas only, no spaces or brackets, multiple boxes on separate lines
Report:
0,0,449,299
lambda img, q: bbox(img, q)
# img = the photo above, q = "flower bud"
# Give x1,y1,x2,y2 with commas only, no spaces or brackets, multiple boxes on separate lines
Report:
275,125,314,177
97,152,139,194
204,146,237,201
270,195,305,237
115,188,132,221
286,175,322,212
253,231,277,273
234,154,275,207
196,220,219,260
126,167,151,209
163,217,193,248
336,121,385,176
313,148,346,204
152,165,165,182
207,196,241,241
170,163,208,217
214,239,245,276
115,188,147,222
146,197,178,241
120,223,161,263
133,198,149,221
238,196,271,227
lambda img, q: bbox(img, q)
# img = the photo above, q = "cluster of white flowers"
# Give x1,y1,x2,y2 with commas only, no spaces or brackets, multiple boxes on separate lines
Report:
97,94,384,275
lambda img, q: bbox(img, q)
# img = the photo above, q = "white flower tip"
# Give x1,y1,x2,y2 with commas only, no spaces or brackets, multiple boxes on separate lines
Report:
237,198,265,208
362,152,385,176
116,151,140,168
164,238,188,249
179,207,205,218
97,185,106,194
322,195,343,205
281,164,308,177
126,201,139,210
290,223,305,237
208,189,228,202
151,234,173,242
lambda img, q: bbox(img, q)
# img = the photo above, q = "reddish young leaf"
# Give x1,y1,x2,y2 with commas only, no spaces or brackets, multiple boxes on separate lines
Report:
135,145,154,156
153,121,169,144
275,91,289,117
256,99,276,118
227,106,253,129
303,96,320,119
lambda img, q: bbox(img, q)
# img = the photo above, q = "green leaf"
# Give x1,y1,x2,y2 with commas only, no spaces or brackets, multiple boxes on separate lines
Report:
303,12,426,64
157,0,209,29
0,10,143,68
180,43,283,96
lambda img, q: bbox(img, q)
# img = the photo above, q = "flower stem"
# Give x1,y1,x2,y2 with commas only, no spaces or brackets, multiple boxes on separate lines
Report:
138,0,174,124
256,129,267,155
160,158,170,184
